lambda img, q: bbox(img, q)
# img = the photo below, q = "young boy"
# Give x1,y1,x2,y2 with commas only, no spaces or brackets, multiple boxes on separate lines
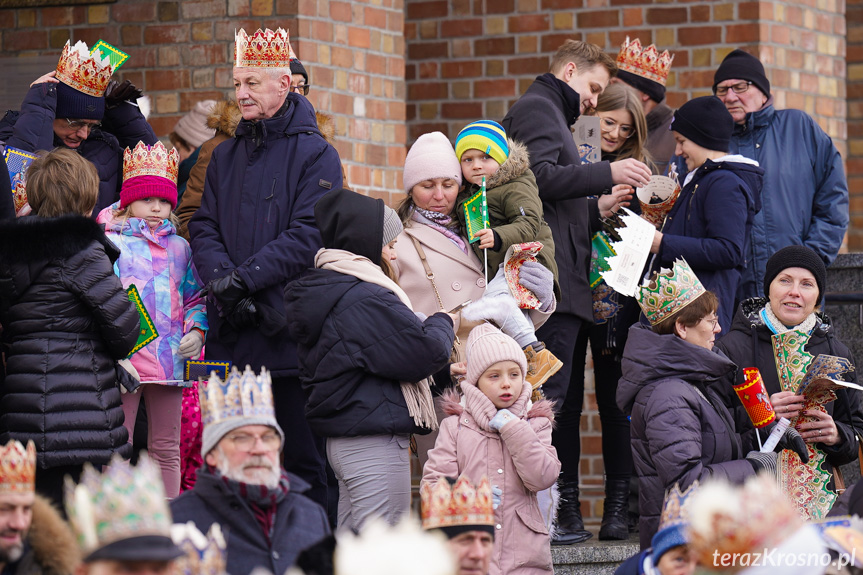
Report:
454,119,562,390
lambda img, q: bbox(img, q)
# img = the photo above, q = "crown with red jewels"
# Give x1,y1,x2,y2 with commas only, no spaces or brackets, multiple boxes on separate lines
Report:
617,37,674,87
0,440,36,494
637,258,706,326
171,522,227,575
122,141,179,184
55,40,115,98
234,28,295,68
421,476,495,531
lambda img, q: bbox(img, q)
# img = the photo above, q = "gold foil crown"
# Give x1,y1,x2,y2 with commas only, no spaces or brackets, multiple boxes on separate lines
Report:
658,480,698,531
617,37,674,87
55,40,115,97
200,365,276,429
637,258,706,326
0,440,36,494
64,453,173,556
234,28,294,68
421,476,495,531
171,522,227,575
123,141,180,184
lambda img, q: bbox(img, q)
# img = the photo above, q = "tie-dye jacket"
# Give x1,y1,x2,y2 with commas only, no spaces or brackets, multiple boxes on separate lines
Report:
98,202,208,383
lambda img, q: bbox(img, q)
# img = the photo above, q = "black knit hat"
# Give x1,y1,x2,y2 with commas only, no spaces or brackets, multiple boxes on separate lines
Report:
671,96,733,152
55,81,105,120
617,69,665,103
290,59,309,84
763,245,826,301
713,49,771,98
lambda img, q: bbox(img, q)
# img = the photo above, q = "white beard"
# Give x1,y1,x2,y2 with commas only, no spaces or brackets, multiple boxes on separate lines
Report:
213,450,280,489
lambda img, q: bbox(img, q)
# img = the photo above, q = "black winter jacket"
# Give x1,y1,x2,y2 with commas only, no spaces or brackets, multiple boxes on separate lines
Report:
617,323,756,548
285,269,454,438
0,216,139,467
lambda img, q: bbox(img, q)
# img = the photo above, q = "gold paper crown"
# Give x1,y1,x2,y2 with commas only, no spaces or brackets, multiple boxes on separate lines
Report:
420,476,495,531
234,28,295,68
0,440,36,494
55,40,115,98
171,522,227,575
64,453,173,557
617,37,674,87
200,365,276,429
637,258,706,326
122,141,180,184
658,480,698,531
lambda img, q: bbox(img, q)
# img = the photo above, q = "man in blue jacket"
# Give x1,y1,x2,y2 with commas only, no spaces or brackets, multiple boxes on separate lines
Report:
713,49,848,301
188,27,343,514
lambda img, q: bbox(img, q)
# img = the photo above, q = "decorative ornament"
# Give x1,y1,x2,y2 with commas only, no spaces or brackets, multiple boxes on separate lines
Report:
504,241,544,310
199,365,276,430
0,440,36,494
616,37,674,86
657,480,698,531
55,40,115,97
636,258,706,326
123,141,179,184
171,522,227,575
420,475,495,531
234,28,295,68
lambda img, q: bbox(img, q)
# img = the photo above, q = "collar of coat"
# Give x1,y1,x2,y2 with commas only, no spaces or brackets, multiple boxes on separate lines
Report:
736,100,776,134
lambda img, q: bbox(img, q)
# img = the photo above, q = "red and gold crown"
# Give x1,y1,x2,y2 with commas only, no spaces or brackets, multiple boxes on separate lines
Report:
123,141,179,184
617,37,674,87
421,476,495,531
55,40,115,98
0,440,36,494
637,258,706,326
234,28,295,68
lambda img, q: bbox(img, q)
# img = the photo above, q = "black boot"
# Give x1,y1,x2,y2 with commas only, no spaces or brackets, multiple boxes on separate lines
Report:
599,478,630,540
552,476,593,545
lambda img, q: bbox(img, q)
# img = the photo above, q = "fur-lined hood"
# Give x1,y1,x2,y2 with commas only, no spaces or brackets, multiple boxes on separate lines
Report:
205,100,241,137
26,495,82,575
440,388,555,423
315,111,336,145
485,138,531,189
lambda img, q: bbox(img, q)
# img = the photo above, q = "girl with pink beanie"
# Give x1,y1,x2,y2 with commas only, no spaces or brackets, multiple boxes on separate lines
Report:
423,323,560,575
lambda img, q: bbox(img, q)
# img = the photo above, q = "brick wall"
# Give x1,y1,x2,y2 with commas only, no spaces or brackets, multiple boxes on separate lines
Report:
848,0,863,251
0,0,404,204
405,0,849,522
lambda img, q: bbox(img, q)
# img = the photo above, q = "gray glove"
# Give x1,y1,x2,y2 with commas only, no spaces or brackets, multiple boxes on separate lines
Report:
746,450,778,476
758,420,810,463
518,261,554,312
491,485,502,510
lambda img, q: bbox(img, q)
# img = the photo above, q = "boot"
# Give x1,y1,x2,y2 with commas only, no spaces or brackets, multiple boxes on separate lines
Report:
524,343,563,390
598,478,630,540
552,476,593,545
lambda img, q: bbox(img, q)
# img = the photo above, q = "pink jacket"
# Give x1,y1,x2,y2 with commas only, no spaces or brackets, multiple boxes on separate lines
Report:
422,380,560,575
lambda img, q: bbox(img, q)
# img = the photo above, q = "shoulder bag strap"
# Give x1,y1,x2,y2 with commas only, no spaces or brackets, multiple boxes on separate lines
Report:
409,235,446,312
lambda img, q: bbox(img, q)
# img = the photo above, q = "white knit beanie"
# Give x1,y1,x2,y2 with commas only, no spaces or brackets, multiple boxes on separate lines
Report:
174,100,217,149
465,323,527,386
403,132,462,193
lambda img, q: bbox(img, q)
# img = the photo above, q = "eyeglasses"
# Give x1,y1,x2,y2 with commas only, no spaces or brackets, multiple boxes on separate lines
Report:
290,84,310,96
714,81,753,97
700,316,719,330
64,118,101,132
599,116,635,139
225,432,281,452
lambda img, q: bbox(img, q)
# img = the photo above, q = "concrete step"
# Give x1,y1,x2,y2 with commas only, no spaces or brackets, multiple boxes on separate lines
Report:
551,529,640,574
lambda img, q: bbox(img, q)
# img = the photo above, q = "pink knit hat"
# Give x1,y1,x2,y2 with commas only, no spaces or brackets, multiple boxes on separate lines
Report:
465,323,528,386
403,131,462,193
173,100,217,149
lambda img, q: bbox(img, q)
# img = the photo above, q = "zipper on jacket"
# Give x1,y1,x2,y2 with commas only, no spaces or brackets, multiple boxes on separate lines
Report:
265,178,277,223
687,184,699,221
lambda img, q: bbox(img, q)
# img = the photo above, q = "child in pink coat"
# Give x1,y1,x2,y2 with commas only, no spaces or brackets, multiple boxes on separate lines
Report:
422,322,560,575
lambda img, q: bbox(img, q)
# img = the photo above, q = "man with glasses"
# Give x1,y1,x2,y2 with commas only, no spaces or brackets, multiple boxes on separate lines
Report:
171,366,329,575
290,57,310,96
712,49,848,301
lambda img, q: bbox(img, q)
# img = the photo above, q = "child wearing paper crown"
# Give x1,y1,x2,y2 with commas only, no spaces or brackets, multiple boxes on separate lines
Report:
96,141,207,498
423,322,560,575
454,120,563,392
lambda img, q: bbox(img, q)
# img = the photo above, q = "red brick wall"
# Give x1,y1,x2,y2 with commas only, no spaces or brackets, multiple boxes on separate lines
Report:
848,0,863,251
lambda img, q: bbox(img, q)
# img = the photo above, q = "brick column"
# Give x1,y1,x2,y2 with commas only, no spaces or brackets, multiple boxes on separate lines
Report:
848,1,863,251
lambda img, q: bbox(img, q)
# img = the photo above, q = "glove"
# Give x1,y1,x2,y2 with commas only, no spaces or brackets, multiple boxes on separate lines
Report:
489,409,517,432
104,79,143,109
758,420,810,464
210,271,248,311
518,261,555,312
745,450,778,476
491,485,502,510
178,330,204,359
226,297,259,330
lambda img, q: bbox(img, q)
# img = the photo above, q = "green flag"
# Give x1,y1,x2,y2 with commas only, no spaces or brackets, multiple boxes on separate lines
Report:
463,176,489,244
90,40,129,70
126,284,158,357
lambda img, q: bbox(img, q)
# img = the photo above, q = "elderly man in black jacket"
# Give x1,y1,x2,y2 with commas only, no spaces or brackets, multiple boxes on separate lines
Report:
502,39,652,545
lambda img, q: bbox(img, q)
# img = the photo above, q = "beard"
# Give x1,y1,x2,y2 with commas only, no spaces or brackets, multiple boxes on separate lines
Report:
213,450,281,489
0,531,25,564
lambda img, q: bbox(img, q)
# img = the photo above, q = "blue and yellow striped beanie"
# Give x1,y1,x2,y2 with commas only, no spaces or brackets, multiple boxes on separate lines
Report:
455,120,509,166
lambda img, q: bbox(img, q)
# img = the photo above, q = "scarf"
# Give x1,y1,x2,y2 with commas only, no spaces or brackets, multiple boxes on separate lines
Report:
760,303,817,336
411,208,468,254
534,72,581,125
315,248,439,431
210,464,290,544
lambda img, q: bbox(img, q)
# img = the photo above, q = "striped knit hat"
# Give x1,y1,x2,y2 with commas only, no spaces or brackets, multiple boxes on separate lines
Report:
455,120,509,166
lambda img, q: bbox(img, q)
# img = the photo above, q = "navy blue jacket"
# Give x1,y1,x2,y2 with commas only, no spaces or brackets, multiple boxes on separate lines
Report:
189,94,343,378
171,468,329,575
0,82,157,215
656,158,764,334
285,269,454,437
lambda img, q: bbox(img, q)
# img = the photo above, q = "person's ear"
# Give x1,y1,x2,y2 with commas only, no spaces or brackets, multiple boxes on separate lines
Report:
205,451,218,467
278,73,291,96
566,61,578,80
674,319,688,340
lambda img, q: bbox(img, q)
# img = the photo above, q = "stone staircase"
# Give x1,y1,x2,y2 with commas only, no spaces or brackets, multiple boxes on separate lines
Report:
551,530,640,574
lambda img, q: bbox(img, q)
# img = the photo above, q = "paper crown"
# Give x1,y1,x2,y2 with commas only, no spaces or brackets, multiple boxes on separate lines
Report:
234,28,295,68
421,476,495,531
199,365,276,430
123,141,180,184
0,440,36,494
336,519,455,575
637,258,706,326
658,480,698,531
171,522,227,575
616,37,674,87
55,40,115,98
64,453,173,557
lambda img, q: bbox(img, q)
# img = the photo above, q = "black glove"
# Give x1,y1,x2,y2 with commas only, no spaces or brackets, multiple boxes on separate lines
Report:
209,271,248,311
759,420,810,464
745,450,778,476
225,297,259,330
104,79,143,109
